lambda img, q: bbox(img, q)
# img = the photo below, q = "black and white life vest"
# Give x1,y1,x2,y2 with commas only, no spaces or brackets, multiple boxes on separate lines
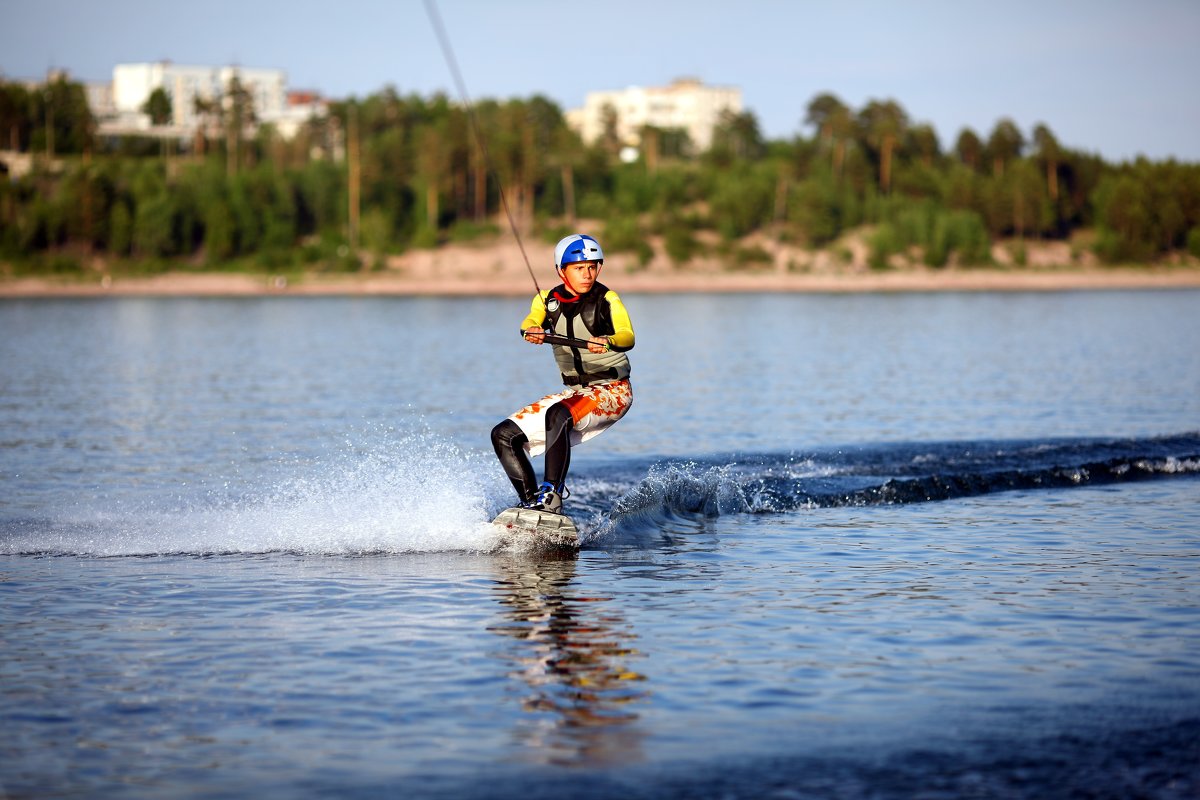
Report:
540,282,632,386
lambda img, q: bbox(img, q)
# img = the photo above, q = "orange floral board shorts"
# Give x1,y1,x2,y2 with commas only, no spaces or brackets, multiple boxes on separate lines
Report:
508,379,633,457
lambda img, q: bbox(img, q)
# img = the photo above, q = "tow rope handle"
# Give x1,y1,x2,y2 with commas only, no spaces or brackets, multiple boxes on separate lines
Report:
520,330,610,351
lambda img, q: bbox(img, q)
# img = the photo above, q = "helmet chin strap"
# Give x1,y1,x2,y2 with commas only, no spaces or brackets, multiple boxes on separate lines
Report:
554,272,580,300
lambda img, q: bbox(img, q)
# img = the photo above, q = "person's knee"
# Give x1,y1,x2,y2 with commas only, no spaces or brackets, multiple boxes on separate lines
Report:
545,403,574,435
491,419,526,451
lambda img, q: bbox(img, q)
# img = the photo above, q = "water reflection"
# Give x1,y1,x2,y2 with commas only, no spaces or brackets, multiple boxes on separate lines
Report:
489,553,647,767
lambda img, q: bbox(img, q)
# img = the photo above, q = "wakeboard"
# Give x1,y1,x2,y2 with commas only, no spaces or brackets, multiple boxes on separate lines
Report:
491,507,579,549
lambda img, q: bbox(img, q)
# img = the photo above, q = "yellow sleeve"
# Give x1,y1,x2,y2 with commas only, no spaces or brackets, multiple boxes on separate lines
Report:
605,290,635,351
519,291,550,332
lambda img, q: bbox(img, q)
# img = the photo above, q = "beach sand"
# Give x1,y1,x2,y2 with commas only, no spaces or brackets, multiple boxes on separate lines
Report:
4,236,1199,297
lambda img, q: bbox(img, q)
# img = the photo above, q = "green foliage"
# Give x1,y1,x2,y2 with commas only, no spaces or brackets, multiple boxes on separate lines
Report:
41,252,84,274
1090,165,1191,263
647,166,696,213
540,222,576,245
731,243,772,269
791,175,847,246
708,163,776,240
0,83,36,152
296,160,345,234
870,199,991,268
449,219,501,243
942,163,984,211
4,77,1200,276
1188,227,1200,259
603,216,653,266
226,180,260,254
940,210,991,266
133,191,176,257
707,111,766,166
986,118,1025,176
204,202,235,263
663,222,699,266
109,202,133,257
1010,239,1028,267
142,88,173,126
610,165,660,216
892,200,938,251
868,224,902,270
411,226,439,250
23,76,95,155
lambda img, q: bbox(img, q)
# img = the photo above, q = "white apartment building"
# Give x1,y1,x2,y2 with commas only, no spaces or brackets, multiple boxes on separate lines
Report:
566,78,742,153
101,61,331,140
85,81,116,120
110,61,290,133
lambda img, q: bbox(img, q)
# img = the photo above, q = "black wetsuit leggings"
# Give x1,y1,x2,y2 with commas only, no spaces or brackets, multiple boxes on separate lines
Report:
491,402,573,503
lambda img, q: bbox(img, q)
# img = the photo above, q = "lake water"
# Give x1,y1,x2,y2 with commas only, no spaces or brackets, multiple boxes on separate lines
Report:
2,290,1198,798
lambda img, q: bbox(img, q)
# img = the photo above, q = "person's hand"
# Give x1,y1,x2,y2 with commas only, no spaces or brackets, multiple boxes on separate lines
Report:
587,336,610,354
523,328,546,344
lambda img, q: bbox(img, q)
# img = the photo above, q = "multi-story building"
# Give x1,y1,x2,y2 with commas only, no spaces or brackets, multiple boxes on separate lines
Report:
84,81,117,120
566,77,742,154
96,61,324,143
112,61,288,130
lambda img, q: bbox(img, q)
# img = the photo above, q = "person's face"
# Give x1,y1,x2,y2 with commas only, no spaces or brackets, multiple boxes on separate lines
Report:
559,260,601,294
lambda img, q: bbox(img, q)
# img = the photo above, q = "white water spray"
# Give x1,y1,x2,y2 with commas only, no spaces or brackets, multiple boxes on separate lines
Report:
2,432,516,557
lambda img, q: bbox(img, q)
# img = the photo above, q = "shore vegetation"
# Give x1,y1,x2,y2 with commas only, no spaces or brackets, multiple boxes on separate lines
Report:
2,77,1199,285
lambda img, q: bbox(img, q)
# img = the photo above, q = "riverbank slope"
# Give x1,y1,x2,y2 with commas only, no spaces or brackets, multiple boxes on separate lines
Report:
4,234,1199,296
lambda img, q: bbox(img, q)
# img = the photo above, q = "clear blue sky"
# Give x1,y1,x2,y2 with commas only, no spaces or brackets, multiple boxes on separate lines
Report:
2,0,1197,162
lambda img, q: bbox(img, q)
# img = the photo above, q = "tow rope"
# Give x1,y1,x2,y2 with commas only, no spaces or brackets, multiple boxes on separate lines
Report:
424,0,543,299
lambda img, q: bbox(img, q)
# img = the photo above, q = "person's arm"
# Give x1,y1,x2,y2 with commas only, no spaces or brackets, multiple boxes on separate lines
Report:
520,291,550,344
601,290,635,352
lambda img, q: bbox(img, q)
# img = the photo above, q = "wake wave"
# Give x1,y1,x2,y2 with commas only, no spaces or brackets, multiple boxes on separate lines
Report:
4,433,1196,557
601,433,1200,527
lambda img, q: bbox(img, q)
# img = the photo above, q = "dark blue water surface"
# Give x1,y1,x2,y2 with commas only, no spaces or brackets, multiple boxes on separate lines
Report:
1,291,1198,798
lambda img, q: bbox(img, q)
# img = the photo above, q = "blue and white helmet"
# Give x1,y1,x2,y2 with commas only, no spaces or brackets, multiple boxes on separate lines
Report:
554,234,604,269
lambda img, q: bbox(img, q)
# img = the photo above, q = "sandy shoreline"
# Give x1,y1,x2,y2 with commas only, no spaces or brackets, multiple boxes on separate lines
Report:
3,265,1200,298
6,233,1200,297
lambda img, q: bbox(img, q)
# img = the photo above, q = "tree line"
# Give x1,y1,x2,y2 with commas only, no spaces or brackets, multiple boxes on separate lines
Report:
2,75,1199,276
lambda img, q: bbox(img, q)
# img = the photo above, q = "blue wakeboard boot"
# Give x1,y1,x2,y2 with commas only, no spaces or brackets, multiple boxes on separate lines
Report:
531,482,567,514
